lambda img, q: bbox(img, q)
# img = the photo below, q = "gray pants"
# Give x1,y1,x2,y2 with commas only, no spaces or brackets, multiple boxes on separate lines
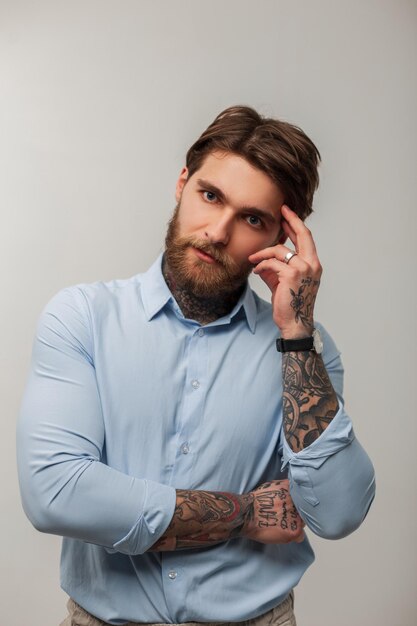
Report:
60,591,296,626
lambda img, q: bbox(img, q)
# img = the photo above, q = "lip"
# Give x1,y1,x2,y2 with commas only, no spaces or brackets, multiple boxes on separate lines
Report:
192,246,218,264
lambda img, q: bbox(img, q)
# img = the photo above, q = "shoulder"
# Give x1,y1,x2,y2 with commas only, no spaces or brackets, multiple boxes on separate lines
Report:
43,273,144,321
36,273,146,355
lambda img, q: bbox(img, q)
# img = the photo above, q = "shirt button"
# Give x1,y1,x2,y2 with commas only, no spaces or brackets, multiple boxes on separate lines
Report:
198,328,204,336
181,442,189,454
191,379,200,389
168,570,177,580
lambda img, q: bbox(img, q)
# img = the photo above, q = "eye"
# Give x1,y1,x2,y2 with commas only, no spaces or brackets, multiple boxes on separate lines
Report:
245,215,263,228
202,190,218,203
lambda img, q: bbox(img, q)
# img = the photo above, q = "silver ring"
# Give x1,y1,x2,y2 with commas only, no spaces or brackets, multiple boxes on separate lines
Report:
284,251,297,264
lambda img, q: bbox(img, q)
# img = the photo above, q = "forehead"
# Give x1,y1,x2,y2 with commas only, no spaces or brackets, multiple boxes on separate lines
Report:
190,151,284,210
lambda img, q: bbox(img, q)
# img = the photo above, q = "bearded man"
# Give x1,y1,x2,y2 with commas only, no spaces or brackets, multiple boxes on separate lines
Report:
17,105,375,626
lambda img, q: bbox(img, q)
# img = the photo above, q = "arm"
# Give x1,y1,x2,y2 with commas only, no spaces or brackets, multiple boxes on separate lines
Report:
148,480,305,551
249,205,376,539
282,347,338,453
16,287,176,555
17,287,305,555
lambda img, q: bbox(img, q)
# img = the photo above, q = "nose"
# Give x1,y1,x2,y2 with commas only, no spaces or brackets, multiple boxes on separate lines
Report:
204,213,232,246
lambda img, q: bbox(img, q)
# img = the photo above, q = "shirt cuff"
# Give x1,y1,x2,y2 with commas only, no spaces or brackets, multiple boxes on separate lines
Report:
112,479,177,555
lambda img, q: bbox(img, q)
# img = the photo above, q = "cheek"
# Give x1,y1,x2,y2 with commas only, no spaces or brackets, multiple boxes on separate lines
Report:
177,198,207,232
176,207,198,234
179,216,202,236
232,230,274,257
226,242,257,267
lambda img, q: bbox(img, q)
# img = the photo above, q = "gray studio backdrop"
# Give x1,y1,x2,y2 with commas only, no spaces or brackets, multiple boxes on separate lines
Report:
1,1,416,625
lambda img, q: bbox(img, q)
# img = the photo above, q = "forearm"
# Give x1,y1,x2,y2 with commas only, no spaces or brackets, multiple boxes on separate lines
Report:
148,488,254,551
149,477,306,551
282,348,339,452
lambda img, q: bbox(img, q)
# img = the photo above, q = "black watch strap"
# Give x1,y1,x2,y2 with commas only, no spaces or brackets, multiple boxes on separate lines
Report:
276,336,314,353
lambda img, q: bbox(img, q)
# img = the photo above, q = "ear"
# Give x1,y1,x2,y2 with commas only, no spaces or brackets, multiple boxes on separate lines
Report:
175,166,189,202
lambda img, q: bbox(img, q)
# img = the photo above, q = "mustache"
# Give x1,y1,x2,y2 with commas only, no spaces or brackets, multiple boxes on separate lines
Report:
176,237,239,270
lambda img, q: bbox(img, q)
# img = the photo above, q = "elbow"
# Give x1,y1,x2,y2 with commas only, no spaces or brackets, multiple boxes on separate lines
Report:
309,474,376,541
312,505,371,540
18,472,53,535
19,484,62,535
17,461,75,537
24,506,57,535
293,447,376,541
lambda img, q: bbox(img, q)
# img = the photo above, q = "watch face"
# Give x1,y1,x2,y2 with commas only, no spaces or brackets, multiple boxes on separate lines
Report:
313,328,324,354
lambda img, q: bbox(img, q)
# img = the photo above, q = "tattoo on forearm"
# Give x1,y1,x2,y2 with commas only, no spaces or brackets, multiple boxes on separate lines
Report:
149,489,254,551
282,276,338,452
282,349,338,452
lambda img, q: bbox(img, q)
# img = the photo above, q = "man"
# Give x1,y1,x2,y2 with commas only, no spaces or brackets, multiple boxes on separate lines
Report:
17,105,375,626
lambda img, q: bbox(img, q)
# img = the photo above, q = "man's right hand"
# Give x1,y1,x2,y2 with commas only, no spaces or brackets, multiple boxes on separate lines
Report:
243,479,305,544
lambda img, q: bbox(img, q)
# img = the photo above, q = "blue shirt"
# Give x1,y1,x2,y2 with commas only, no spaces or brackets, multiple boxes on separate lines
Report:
17,254,375,625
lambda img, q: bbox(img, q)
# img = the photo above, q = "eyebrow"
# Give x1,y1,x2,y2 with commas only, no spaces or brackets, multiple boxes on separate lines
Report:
196,178,279,225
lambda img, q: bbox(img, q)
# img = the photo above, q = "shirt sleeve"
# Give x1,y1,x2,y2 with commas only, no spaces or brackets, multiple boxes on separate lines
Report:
280,321,376,539
16,286,177,555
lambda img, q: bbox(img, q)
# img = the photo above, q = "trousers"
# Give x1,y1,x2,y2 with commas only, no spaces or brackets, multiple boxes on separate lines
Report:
60,591,296,626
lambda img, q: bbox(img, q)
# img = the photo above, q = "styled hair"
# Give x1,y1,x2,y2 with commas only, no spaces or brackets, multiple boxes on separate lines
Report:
186,105,321,221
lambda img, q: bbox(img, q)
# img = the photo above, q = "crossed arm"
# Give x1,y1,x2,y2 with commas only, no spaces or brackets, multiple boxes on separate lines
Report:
149,480,305,551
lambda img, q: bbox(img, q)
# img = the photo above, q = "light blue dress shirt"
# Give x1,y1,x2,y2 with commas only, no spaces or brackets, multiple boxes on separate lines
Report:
17,254,375,625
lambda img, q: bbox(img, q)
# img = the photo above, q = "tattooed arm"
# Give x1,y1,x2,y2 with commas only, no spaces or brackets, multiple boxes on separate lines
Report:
149,479,305,551
282,348,338,452
250,205,339,453
280,276,339,451
249,206,375,538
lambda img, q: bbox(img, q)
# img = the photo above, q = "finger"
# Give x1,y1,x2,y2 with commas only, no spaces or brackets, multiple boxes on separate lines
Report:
252,254,306,276
249,244,297,265
252,257,286,276
281,205,317,259
281,219,297,247
294,530,306,543
253,266,280,292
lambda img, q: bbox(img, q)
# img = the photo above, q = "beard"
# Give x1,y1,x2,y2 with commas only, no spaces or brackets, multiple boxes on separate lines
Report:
164,203,253,299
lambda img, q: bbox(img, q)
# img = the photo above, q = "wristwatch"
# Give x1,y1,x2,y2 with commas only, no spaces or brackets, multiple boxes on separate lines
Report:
276,328,323,354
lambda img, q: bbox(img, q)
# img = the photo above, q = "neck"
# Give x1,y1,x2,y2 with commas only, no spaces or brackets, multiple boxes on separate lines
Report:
162,257,245,325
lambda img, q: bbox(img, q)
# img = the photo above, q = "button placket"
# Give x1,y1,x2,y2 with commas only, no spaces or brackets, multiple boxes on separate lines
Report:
170,328,207,486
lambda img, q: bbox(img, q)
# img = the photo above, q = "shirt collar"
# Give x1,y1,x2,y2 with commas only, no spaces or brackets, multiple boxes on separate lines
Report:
139,253,257,334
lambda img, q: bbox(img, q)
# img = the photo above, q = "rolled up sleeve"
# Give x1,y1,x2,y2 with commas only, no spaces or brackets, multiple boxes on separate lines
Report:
280,322,376,540
16,287,176,555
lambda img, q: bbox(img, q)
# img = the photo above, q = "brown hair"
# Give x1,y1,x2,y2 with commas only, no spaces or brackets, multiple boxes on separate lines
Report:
185,105,321,221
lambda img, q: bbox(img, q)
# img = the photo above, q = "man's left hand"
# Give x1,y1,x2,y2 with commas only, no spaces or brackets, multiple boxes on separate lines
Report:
248,205,322,339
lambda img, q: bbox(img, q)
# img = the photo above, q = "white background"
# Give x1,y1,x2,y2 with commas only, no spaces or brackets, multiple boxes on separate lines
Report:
1,1,416,624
